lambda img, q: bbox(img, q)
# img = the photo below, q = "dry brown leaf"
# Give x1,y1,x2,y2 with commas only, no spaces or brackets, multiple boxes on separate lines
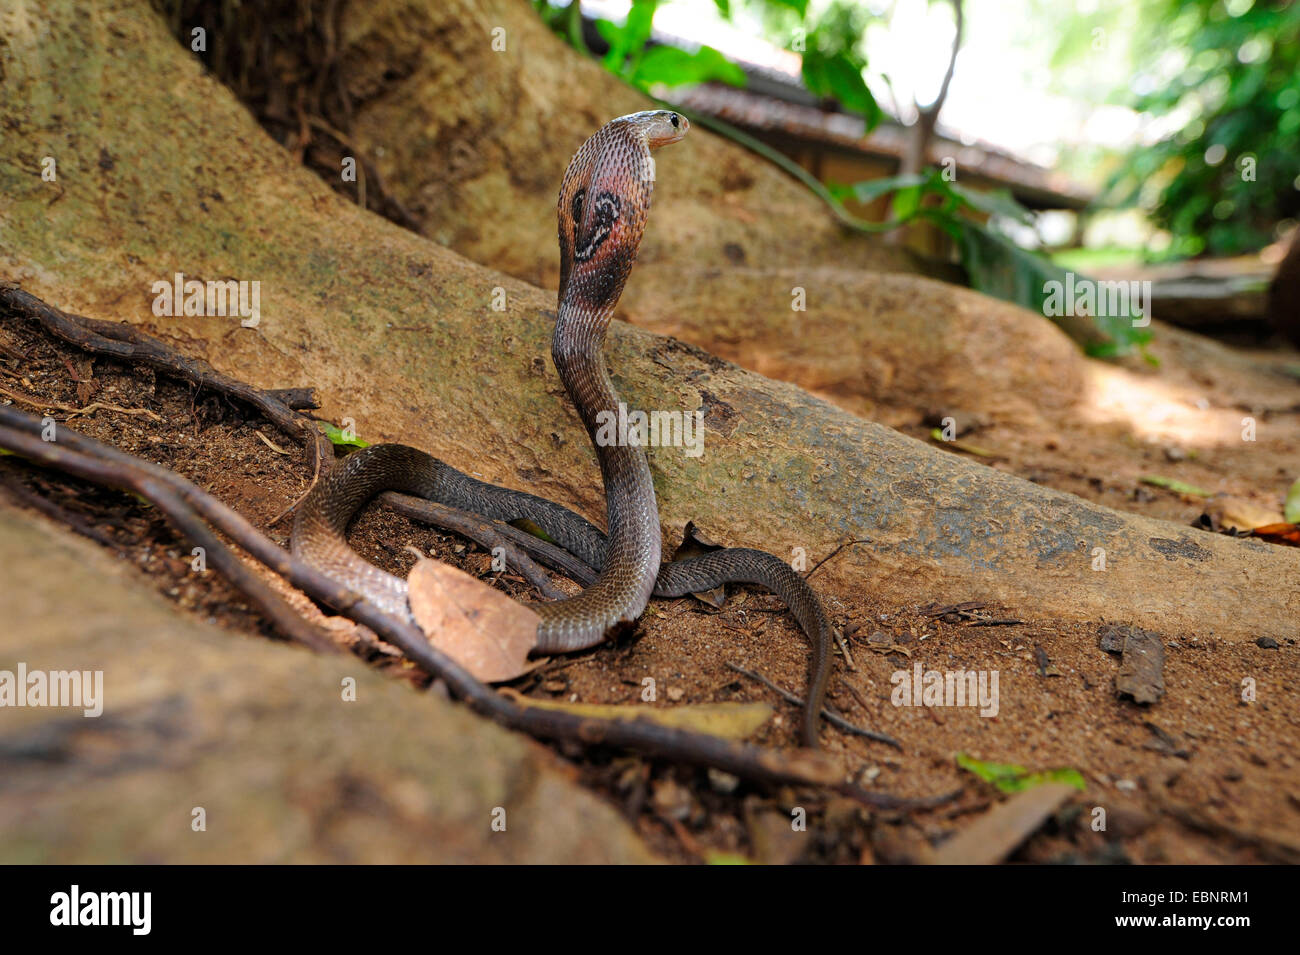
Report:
1251,522,1300,547
1204,495,1286,531
672,521,728,608
498,689,773,739
408,557,539,682
929,782,1076,865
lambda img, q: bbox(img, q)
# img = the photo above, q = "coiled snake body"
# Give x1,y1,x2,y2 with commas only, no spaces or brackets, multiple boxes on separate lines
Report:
293,111,833,746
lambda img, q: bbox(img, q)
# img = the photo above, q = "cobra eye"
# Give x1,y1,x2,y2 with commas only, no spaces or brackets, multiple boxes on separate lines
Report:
669,113,680,129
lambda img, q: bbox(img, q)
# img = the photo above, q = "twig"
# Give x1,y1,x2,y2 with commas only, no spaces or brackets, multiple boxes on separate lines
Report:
305,116,422,232
382,491,599,587
0,286,333,480
843,679,875,718
835,627,857,671
804,538,871,581
383,492,567,600
0,419,337,654
264,387,319,411
254,429,291,455
726,662,902,749
268,444,322,527
0,404,877,796
0,338,29,362
0,381,162,421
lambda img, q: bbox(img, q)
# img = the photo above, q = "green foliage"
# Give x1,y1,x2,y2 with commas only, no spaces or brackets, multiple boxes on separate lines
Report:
628,43,746,88
1102,0,1300,257
956,753,1087,794
833,169,1153,357
534,0,878,123
321,422,368,449
524,0,745,91
744,0,881,127
1140,475,1212,496
795,2,881,127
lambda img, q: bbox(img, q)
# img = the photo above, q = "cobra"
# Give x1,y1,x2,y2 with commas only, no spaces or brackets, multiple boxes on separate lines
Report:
292,111,834,746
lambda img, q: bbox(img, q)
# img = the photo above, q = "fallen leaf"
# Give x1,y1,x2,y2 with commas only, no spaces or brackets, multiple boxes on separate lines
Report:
510,517,558,545
320,421,368,449
1140,475,1212,497
929,782,1077,865
1098,623,1127,654
929,428,998,458
745,801,807,866
1203,495,1285,531
673,520,727,608
498,689,773,739
955,753,1087,793
1251,522,1300,546
407,557,539,682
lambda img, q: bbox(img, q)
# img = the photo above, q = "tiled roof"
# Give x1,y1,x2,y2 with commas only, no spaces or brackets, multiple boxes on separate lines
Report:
670,82,1094,210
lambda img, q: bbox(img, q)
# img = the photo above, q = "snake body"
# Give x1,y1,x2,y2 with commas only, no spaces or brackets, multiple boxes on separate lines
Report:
293,111,833,745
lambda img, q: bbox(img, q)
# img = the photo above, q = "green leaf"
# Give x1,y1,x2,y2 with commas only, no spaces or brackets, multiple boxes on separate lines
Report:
956,753,1087,794
630,44,745,89
598,0,659,73
1139,475,1212,497
944,182,1035,225
891,183,923,220
822,53,881,128
845,173,928,204
594,19,624,68
321,422,368,449
511,517,559,545
766,0,809,15
622,0,658,55
929,429,997,457
1284,478,1300,524
800,49,880,128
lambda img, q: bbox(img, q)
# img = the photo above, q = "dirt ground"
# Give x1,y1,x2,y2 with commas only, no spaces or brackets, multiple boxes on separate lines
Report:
1,314,1297,865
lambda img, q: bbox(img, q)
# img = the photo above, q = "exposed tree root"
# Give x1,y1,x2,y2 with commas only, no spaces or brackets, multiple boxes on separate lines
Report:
0,289,958,809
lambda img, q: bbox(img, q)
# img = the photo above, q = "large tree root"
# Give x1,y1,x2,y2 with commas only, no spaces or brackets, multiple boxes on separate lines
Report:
4,0,1297,645
0,290,950,807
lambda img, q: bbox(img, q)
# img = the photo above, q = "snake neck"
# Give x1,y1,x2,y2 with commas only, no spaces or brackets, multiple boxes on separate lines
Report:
552,302,612,425
549,302,662,618
551,307,654,495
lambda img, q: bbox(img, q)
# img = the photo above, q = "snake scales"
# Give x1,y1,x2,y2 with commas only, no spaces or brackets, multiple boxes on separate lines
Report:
292,111,834,746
